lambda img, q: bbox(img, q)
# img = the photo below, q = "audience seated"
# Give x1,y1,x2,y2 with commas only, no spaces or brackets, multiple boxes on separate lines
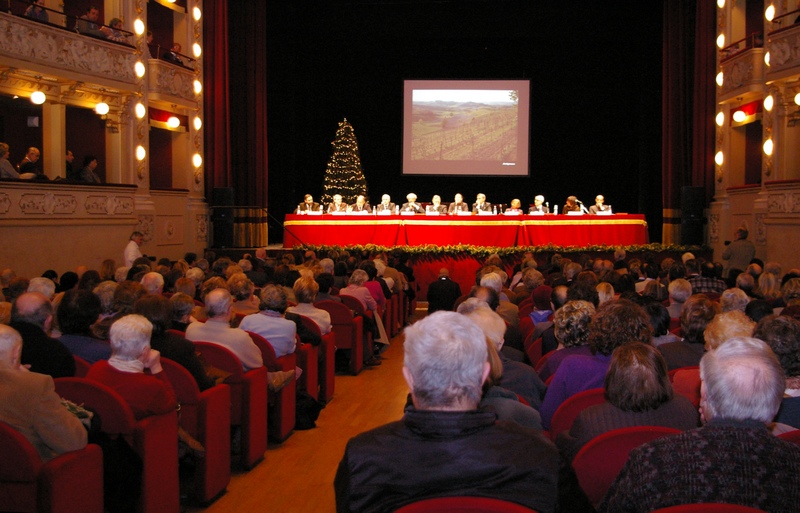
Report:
557,343,699,463
57,289,111,363
659,295,719,370
86,314,178,419
540,298,653,430
334,311,558,513
703,311,755,351
754,315,800,429
480,338,542,430
0,324,87,461
12,292,75,377
667,278,692,318
645,302,680,347
287,277,331,334
600,337,800,513
536,300,595,382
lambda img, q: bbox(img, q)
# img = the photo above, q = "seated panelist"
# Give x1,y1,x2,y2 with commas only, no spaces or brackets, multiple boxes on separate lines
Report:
447,193,470,214
327,194,348,213
426,195,447,214
297,194,320,213
588,194,611,214
505,198,524,214
529,195,550,214
376,194,395,213
349,195,371,213
472,193,492,213
563,195,581,213
401,193,424,214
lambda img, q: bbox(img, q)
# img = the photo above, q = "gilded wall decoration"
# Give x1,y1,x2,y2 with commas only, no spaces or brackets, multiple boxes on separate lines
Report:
754,213,767,246
196,214,208,242
708,213,720,243
0,193,10,214
85,195,136,215
150,65,195,102
137,215,155,241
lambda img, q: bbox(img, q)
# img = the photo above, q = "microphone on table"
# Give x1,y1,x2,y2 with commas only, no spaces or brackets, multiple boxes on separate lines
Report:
545,202,549,208
575,199,583,204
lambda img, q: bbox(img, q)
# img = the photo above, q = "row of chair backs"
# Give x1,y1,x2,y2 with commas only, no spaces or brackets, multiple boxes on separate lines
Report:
316,299,365,375
548,388,606,442
192,342,267,470
54,377,180,513
394,496,538,512
160,358,231,503
651,504,767,512
572,425,681,506
246,331,297,442
296,314,336,402
669,366,701,407
0,420,104,513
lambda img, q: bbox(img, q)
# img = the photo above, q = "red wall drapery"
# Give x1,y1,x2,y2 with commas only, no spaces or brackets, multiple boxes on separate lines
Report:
203,0,231,196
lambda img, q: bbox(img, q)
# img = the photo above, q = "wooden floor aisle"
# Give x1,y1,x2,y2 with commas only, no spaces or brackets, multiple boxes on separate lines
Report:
190,310,423,513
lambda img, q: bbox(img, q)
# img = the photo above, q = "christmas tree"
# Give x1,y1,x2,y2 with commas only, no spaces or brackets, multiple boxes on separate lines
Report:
321,118,369,206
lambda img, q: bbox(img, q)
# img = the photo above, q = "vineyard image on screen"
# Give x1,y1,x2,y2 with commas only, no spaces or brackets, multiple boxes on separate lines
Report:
402,80,530,176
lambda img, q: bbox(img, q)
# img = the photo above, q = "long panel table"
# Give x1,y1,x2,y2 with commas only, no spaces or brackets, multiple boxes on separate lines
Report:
283,214,648,248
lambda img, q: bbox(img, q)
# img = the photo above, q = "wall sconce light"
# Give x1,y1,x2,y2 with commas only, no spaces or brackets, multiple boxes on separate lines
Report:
167,116,180,129
135,61,146,77
763,138,774,155
193,116,202,130
30,91,46,105
193,80,202,94
135,102,146,119
765,52,771,66
717,0,725,8
716,33,725,48
136,145,146,161
732,109,746,122
192,154,203,167
95,102,110,116
795,92,800,105
134,19,145,36
192,43,202,58
193,7,201,20
715,112,725,126
765,4,775,21
716,72,723,87
715,151,724,166
764,95,774,111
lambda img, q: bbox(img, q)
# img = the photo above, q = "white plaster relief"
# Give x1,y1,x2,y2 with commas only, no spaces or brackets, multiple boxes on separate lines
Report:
754,213,767,246
19,193,77,214
137,215,154,242
0,17,136,85
708,213,720,243
151,66,195,101
0,193,10,214
196,214,208,242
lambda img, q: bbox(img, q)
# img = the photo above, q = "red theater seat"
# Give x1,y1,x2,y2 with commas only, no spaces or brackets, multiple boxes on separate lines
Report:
0,420,104,513
190,342,267,469
246,331,297,442
54,377,180,513
296,315,336,402
160,358,231,503
394,496,537,512
316,299,364,375
549,388,606,442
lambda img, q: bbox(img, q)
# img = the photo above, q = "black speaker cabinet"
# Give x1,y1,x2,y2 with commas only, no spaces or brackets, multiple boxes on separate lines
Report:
680,186,705,245
212,188,234,248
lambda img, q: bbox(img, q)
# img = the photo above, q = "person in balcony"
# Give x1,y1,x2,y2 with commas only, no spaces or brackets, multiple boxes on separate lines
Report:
18,147,44,179
102,18,128,43
24,0,49,23
75,6,105,38
0,143,20,179
163,43,184,66
77,155,102,184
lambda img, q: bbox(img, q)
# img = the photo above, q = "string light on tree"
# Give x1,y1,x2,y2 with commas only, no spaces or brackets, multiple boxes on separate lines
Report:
321,118,369,206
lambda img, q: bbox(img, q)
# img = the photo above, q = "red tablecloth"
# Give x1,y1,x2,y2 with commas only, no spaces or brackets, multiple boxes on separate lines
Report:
283,214,647,248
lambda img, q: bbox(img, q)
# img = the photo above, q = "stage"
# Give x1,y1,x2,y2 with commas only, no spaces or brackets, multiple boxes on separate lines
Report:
282,213,649,248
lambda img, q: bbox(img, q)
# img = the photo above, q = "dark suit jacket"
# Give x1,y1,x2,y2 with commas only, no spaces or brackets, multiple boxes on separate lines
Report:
401,202,424,213
375,202,396,213
427,277,462,313
14,321,76,378
447,202,470,213
472,202,493,213
351,203,371,213
589,204,611,214
426,204,447,214
298,202,321,212
529,205,550,214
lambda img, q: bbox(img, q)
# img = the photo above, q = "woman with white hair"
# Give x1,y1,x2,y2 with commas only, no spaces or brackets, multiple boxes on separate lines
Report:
286,277,331,334
86,314,177,420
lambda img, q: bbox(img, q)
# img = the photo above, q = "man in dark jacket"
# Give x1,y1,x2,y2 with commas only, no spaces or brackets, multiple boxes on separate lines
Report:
426,268,461,313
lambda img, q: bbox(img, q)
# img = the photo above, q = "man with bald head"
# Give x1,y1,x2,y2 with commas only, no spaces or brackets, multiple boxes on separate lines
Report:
10,292,74,377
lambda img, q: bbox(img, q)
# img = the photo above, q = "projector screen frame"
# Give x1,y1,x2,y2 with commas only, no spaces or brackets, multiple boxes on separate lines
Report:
402,79,531,177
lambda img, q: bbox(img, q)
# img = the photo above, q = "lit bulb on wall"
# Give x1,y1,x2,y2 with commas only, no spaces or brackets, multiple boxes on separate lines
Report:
795,92,800,105
763,138,773,156
716,112,725,126
717,0,725,8
716,33,725,48
134,19,145,35
765,5,775,21
135,103,146,119
95,102,109,115
764,95,774,111
30,91,46,105
732,110,746,122
192,154,203,167
193,117,202,130
715,151,724,166
193,80,202,94
716,72,723,87
193,7,202,20
193,43,202,58
136,146,146,161
167,116,180,129
765,52,771,66
135,61,146,77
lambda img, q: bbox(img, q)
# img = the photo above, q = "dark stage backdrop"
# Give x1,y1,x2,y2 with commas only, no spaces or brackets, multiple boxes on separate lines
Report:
260,1,664,244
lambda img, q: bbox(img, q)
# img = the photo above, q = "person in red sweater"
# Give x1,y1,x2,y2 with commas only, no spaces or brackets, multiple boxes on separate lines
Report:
86,314,177,420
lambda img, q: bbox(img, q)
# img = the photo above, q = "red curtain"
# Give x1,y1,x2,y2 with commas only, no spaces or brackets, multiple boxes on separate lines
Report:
203,0,231,196
661,0,716,242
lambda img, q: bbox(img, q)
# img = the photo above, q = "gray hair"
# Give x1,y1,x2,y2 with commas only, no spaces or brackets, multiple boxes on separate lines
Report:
140,272,164,294
186,267,205,287
720,288,749,313
27,277,56,300
205,288,232,318
319,258,334,275
554,300,595,347
0,324,22,364
349,269,368,286
115,266,130,283
403,311,488,409
522,268,544,290
109,314,153,361
170,293,195,319
238,259,253,272
461,304,505,350
479,272,503,294
259,284,287,312
93,281,119,315
700,336,784,423
668,278,692,303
